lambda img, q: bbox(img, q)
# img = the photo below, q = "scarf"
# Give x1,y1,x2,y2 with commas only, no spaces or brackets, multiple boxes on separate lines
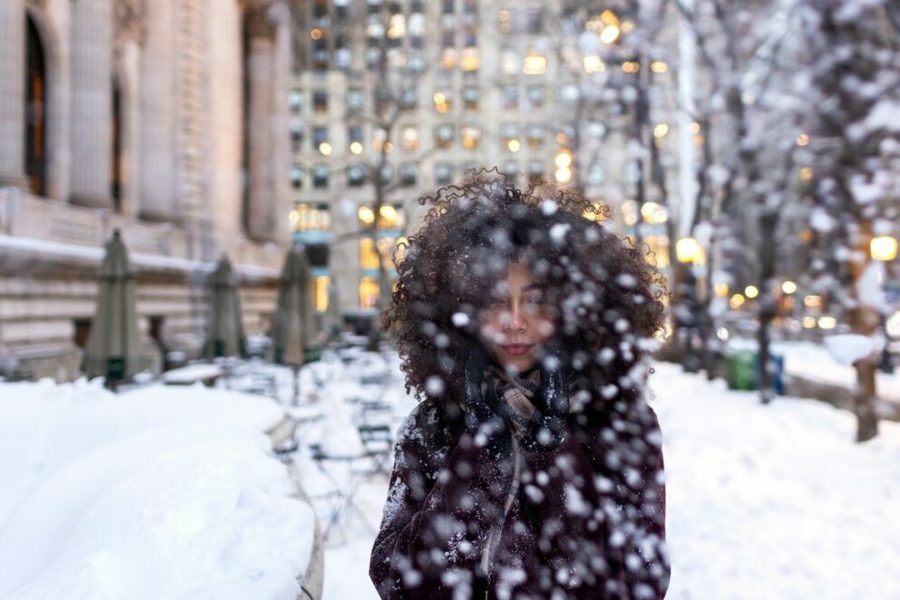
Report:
484,365,563,446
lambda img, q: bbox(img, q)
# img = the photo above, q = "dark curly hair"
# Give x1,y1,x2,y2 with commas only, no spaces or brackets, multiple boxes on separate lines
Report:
383,172,667,416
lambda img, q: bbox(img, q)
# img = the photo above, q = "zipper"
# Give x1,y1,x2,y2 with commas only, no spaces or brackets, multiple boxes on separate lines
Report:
480,435,522,594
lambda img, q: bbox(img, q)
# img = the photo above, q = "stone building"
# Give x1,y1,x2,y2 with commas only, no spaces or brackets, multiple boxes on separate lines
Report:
0,0,293,380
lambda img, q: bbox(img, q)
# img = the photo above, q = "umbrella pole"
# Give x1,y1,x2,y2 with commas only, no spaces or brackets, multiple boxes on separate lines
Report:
292,364,300,407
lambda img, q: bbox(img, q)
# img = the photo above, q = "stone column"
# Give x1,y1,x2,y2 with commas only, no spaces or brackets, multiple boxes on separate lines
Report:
138,0,176,221
114,0,146,219
245,7,277,242
70,0,114,207
270,5,292,246
0,0,26,187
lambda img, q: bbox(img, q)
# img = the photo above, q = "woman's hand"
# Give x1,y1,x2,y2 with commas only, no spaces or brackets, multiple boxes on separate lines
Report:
463,343,511,459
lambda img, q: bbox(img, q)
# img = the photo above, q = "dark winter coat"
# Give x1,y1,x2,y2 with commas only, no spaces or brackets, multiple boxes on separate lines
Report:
369,393,669,599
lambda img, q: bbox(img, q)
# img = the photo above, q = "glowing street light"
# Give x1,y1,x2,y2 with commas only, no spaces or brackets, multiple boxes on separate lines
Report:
870,235,898,262
675,237,701,264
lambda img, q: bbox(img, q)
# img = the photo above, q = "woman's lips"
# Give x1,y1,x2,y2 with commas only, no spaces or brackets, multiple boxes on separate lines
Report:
500,344,532,356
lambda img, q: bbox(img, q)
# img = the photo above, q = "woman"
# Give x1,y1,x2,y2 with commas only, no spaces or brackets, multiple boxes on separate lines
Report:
370,175,670,599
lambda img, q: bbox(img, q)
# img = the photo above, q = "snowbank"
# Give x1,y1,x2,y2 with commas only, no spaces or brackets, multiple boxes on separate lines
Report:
652,362,900,599
0,380,316,599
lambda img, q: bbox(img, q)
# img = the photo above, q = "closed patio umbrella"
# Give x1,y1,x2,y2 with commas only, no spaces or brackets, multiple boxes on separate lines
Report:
272,247,318,404
205,254,245,359
83,229,141,388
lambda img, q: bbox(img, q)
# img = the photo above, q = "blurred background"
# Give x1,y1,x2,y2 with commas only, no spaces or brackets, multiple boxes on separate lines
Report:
0,0,898,420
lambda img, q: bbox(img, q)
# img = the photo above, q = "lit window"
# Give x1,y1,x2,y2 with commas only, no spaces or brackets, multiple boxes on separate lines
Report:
433,91,451,113
460,48,480,72
461,125,481,150
501,49,519,75
435,162,453,185
359,276,379,308
314,276,330,312
400,126,418,150
348,125,364,150
290,203,330,232
523,51,547,75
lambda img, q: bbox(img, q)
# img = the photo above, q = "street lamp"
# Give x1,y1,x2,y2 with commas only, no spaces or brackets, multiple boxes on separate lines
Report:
871,235,898,262
870,234,897,372
675,236,701,264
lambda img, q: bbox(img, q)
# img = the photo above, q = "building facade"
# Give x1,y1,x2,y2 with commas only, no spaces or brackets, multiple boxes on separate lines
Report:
287,0,682,318
0,0,293,380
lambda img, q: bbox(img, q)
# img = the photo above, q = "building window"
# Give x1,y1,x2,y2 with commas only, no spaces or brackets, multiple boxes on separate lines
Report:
501,86,519,110
433,90,451,114
314,276,330,312
461,125,481,150
400,126,418,151
461,86,479,110
379,164,394,185
312,0,328,19
502,160,519,181
434,162,453,185
587,162,605,186
312,126,329,153
290,122,304,152
460,48,480,72
346,88,364,114
434,124,454,148
290,164,304,189
359,203,405,230
335,0,350,19
335,47,352,70
289,89,303,114
290,202,330,232
528,159,545,184
348,125,364,154
526,124,546,147
399,87,418,109
359,276,380,308
501,49,519,76
527,84,546,108
25,15,47,196
313,90,328,113
313,164,329,188
442,0,455,15
400,163,417,187
368,0,383,15
348,163,365,187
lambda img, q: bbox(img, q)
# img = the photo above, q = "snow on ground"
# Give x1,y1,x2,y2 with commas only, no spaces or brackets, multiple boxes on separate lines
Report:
319,357,900,600
774,340,900,402
2,350,898,599
0,379,316,600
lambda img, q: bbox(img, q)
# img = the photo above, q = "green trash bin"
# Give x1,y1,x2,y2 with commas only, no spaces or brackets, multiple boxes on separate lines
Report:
725,349,757,390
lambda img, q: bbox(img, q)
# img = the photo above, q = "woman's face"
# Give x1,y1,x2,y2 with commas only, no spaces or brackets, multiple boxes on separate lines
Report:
477,261,556,373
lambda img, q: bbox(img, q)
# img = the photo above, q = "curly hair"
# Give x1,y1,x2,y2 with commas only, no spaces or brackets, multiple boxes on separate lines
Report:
383,171,667,415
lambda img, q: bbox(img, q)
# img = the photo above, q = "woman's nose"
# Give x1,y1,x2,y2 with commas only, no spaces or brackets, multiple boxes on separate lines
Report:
503,302,527,332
